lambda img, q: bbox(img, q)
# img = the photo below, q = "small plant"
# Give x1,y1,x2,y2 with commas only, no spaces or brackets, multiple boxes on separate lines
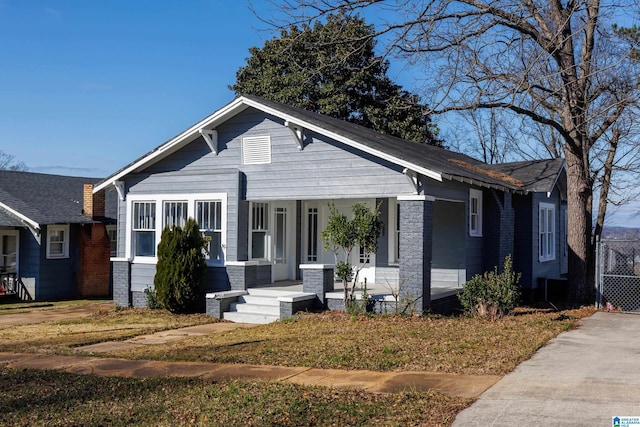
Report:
458,255,521,320
345,279,371,315
144,286,161,310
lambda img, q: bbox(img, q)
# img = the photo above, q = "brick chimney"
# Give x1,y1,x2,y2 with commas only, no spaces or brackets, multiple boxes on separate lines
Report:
83,184,105,219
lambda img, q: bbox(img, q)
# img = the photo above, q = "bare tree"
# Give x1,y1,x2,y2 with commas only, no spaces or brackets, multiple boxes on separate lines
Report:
0,151,26,171
264,0,640,303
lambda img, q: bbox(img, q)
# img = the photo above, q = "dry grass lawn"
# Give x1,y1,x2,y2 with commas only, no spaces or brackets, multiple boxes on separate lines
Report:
105,306,595,375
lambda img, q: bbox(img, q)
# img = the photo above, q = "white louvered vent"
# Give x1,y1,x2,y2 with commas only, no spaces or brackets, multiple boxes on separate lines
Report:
242,135,271,165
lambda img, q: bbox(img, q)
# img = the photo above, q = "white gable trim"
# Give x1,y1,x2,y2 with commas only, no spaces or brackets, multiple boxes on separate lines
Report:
0,202,41,243
94,96,442,193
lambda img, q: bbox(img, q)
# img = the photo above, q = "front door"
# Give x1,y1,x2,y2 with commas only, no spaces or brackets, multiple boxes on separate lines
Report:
271,201,296,281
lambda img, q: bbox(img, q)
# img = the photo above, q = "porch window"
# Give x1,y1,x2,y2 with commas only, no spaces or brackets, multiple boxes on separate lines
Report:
274,207,287,264
1,232,18,271
197,200,223,263
396,202,400,261
46,224,69,259
307,207,318,262
163,201,188,228
539,202,556,262
133,201,156,257
469,189,483,237
251,202,269,260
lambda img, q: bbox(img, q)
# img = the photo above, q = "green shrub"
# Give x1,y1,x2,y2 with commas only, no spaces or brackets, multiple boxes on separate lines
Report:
458,255,521,320
144,286,161,310
154,218,208,313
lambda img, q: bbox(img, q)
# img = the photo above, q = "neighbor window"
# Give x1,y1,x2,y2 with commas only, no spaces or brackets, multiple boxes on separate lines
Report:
197,200,223,263
46,224,70,259
251,202,269,259
133,201,156,257
469,189,483,237
539,202,556,262
106,225,117,257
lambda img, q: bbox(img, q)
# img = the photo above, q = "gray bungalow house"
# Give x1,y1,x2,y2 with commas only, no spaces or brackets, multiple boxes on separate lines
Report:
95,95,567,321
0,171,116,301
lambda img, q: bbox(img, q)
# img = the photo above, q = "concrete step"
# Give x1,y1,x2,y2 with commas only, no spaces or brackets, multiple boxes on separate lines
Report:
223,311,279,325
238,294,280,306
230,301,280,316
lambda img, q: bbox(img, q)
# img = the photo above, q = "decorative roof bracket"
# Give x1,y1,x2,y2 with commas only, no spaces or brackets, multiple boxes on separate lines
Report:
113,180,125,201
403,168,419,194
285,120,304,150
199,129,219,155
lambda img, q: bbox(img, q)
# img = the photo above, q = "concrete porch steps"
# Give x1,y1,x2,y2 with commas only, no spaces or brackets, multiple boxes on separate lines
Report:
223,289,311,325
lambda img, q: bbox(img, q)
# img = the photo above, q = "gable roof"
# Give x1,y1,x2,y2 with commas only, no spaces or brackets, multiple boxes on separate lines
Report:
0,170,117,230
94,95,563,194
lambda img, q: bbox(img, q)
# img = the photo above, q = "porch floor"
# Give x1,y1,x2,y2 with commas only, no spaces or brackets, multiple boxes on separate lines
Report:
253,280,462,301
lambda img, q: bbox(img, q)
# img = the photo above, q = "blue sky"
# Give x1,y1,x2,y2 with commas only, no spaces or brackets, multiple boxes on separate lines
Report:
0,1,638,227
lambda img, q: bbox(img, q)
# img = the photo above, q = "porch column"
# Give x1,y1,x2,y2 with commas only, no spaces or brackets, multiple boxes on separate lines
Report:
226,261,258,290
398,195,434,314
300,264,335,309
111,259,131,307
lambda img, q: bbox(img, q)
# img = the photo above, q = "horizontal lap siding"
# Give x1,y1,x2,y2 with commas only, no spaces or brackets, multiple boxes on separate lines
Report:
236,112,413,200
130,263,155,293
36,224,79,300
513,194,533,287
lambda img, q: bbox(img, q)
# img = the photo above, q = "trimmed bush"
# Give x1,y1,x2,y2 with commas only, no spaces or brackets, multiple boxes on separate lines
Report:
154,218,208,313
458,255,521,320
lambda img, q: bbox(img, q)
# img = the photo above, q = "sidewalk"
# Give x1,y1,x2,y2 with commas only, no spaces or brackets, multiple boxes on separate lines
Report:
0,351,498,398
453,312,640,426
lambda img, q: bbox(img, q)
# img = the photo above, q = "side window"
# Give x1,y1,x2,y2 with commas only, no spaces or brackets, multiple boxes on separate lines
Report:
46,225,70,259
469,189,483,237
133,201,156,257
539,203,556,262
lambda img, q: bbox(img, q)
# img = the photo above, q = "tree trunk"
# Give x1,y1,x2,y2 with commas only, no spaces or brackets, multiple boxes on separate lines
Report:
564,147,592,304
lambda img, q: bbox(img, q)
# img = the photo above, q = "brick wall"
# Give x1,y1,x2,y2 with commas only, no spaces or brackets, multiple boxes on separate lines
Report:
77,223,111,298
398,197,433,314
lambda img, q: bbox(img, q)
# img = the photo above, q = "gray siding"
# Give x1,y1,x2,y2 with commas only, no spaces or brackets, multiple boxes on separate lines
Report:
130,263,155,293
432,200,466,269
234,111,415,200
530,190,563,283
116,196,127,258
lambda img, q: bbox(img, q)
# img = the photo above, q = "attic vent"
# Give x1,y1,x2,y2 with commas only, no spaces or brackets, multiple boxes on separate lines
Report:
242,135,271,165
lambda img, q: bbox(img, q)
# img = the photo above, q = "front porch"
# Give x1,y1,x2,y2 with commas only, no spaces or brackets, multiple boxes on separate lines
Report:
206,276,463,324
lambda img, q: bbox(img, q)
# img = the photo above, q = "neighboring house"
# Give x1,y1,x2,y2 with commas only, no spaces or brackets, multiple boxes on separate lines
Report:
95,95,567,316
0,171,116,301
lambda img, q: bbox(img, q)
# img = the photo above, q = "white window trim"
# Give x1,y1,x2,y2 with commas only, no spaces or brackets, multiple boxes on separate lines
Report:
46,224,70,259
196,199,224,264
539,202,556,262
249,202,270,262
125,193,227,265
469,189,483,237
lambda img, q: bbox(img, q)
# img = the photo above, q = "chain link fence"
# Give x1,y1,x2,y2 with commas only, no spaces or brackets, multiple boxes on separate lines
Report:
596,240,640,313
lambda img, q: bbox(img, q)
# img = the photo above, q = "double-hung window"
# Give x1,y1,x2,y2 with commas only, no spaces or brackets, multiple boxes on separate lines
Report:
163,201,187,228
133,202,156,257
539,203,556,262
251,202,269,260
197,200,223,263
46,225,69,259
469,189,483,237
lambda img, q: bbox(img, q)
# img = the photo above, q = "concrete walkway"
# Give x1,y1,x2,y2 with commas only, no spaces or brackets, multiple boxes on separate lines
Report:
453,312,640,426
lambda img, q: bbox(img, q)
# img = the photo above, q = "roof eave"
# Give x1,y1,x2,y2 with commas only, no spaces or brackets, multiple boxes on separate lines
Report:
0,202,40,232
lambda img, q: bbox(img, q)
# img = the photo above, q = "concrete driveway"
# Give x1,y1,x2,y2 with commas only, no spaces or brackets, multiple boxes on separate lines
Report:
454,312,640,426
